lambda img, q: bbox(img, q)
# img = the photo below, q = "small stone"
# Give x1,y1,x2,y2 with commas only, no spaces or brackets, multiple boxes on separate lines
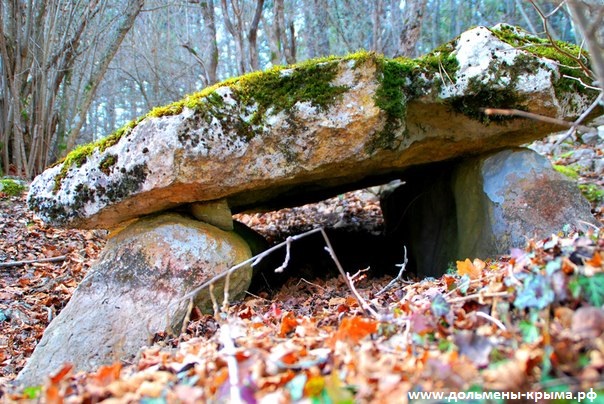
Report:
190,199,233,231
581,131,599,146
593,158,604,175
570,148,596,162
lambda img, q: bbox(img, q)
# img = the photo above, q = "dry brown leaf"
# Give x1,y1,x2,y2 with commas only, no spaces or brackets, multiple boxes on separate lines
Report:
456,258,483,279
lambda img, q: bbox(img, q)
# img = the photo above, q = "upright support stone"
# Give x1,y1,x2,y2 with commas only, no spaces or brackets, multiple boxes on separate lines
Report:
453,148,599,259
16,213,252,387
382,148,600,277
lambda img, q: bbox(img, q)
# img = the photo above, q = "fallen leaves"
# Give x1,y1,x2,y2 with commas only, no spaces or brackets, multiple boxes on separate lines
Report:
0,194,106,383
2,189,604,402
331,316,377,345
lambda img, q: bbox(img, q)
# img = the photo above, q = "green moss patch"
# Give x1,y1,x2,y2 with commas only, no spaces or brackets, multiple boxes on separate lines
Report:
0,178,26,196
579,183,604,204
368,46,459,153
234,59,349,117
554,164,580,180
449,76,528,124
490,24,596,98
99,154,118,175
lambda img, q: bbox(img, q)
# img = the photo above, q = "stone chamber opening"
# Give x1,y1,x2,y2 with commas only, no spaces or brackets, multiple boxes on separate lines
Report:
233,182,410,295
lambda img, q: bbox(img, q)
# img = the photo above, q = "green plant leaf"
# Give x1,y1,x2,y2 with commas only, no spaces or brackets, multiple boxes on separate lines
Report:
514,274,554,310
577,273,604,306
431,293,450,317
22,386,42,399
519,320,540,343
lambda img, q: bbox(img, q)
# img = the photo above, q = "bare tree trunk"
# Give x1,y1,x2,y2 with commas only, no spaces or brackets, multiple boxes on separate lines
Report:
0,0,119,177
515,0,538,35
247,0,264,70
431,0,441,50
302,0,317,58
200,0,218,85
314,0,329,56
566,0,604,94
372,0,383,52
220,0,247,74
397,0,428,57
64,0,144,154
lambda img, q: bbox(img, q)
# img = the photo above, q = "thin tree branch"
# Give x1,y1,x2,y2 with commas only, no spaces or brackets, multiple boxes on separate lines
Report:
529,0,594,79
482,108,597,134
0,255,67,268
376,246,408,296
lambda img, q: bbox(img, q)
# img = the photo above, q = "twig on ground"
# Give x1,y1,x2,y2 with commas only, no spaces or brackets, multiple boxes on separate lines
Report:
506,263,523,287
349,267,370,282
475,311,507,331
447,291,510,304
0,255,67,268
179,298,195,342
177,228,324,305
376,246,408,296
273,236,292,273
319,228,380,319
298,277,325,290
222,267,231,313
209,283,220,320
345,272,380,319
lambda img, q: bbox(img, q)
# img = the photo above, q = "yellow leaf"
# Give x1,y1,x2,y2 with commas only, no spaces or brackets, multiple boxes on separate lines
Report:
456,258,482,280
473,258,486,272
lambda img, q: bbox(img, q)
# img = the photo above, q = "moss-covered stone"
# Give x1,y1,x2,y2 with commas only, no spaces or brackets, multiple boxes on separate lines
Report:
490,24,595,98
30,25,599,229
53,24,598,179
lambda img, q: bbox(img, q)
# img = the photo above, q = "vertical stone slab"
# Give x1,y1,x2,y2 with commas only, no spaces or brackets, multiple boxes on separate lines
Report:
16,213,252,387
453,148,599,259
381,148,599,278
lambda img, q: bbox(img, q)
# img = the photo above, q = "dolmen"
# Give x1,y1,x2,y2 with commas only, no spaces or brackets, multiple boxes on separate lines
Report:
19,24,601,385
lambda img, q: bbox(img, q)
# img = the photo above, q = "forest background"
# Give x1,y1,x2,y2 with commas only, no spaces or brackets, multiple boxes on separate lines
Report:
0,0,601,180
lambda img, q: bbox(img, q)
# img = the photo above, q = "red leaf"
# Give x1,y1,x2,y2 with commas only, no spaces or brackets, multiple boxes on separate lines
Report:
279,311,298,337
91,362,122,386
48,363,73,384
333,316,377,344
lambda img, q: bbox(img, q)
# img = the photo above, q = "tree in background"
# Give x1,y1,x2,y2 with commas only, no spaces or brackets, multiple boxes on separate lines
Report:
0,0,143,178
567,0,604,94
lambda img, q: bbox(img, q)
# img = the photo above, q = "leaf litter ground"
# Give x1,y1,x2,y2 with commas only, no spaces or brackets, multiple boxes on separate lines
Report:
1,136,604,402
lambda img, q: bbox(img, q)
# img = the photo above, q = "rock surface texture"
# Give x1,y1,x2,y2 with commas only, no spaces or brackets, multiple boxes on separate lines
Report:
381,148,600,277
454,148,600,258
16,213,252,386
28,24,599,229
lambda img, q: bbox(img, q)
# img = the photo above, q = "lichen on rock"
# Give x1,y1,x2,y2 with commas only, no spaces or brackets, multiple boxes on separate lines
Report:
27,25,601,230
